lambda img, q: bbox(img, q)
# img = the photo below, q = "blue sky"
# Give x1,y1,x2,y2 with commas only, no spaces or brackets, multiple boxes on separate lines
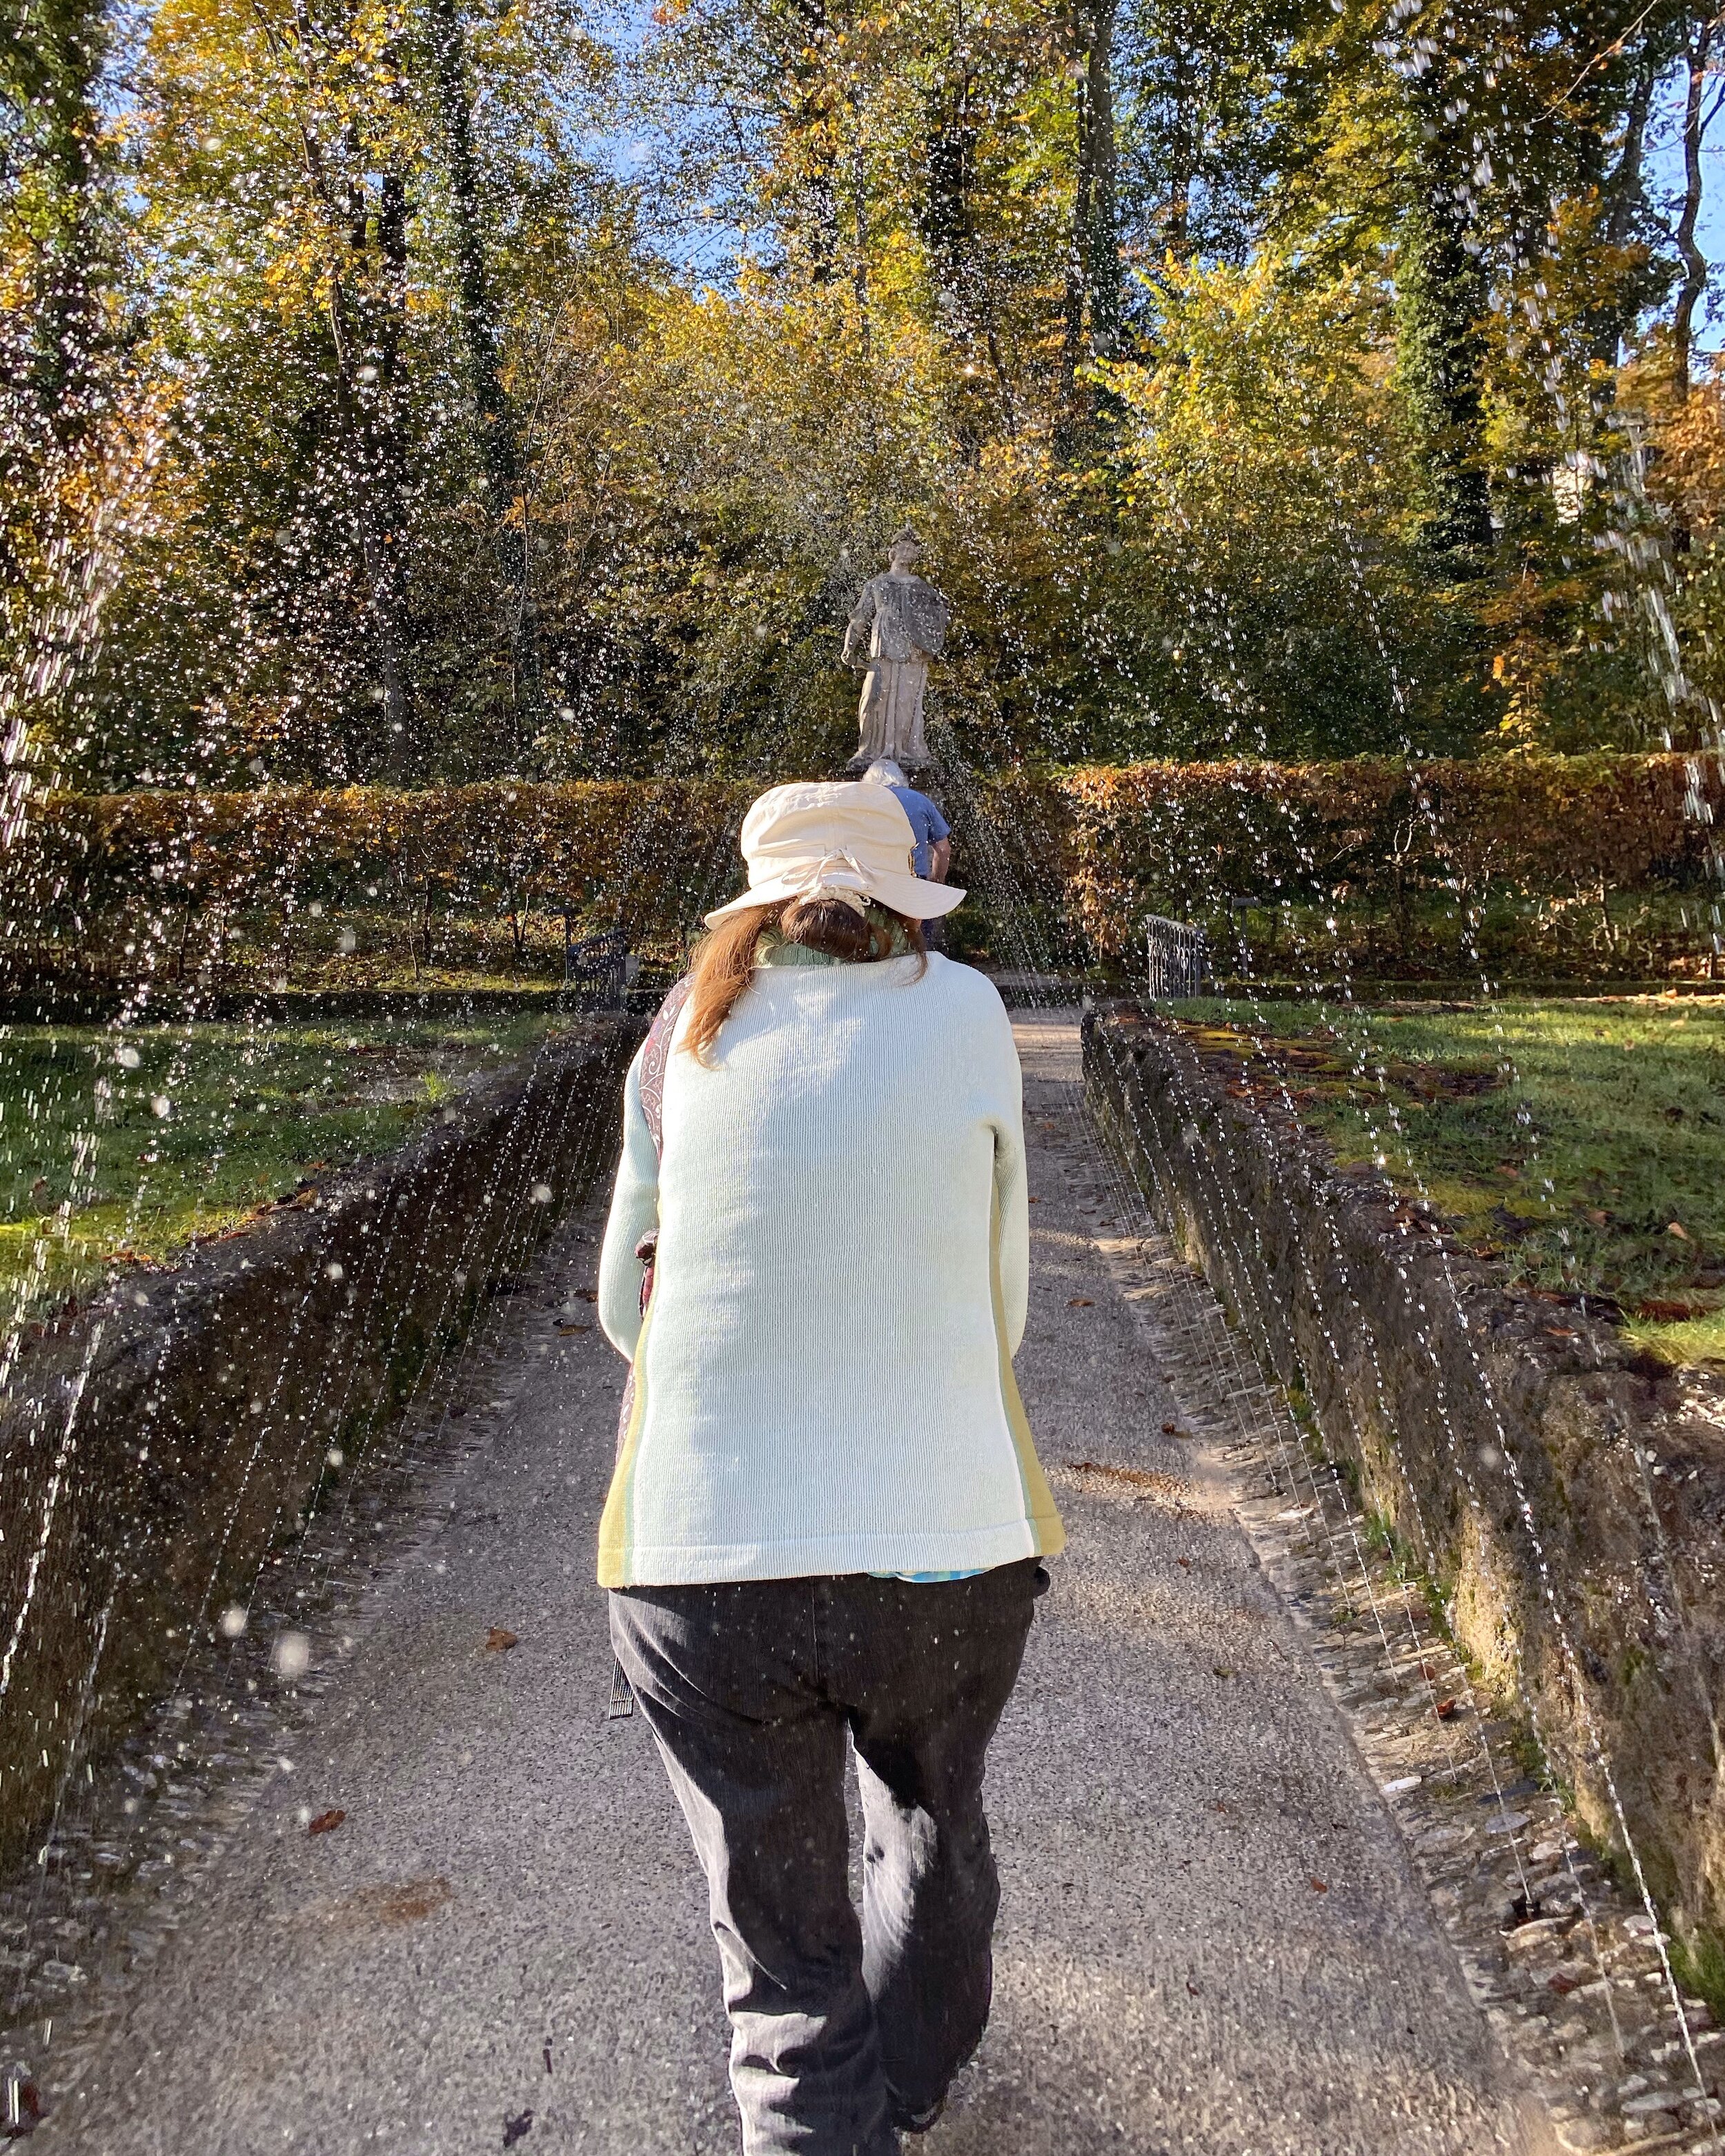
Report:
585,14,1725,348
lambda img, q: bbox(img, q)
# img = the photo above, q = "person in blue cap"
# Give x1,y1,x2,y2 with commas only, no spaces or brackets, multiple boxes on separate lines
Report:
859,759,951,945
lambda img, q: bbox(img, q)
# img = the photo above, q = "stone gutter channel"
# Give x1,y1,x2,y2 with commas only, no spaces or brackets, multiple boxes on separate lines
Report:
1085,999,1725,2155
0,1016,641,1906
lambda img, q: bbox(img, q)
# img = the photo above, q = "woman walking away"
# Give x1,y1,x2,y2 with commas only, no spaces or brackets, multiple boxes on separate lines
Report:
598,780,1063,2156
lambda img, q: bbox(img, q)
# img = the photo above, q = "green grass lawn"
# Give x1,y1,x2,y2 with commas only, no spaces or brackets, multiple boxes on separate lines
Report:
0,1013,568,1321
1167,995,1725,1367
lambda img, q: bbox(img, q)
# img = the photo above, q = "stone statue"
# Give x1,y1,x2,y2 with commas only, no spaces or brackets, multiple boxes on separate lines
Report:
842,528,949,771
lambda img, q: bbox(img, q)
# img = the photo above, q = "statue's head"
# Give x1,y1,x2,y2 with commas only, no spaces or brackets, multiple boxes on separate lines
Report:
886,526,922,569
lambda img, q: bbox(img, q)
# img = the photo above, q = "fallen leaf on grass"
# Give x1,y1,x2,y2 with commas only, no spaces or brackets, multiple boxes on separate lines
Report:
1637,1297,1711,1322
485,1628,519,1653
1668,1221,1692,1240
1586,1207,1609,1227
1067,1296,1094,1307
307,1808,346,1836
503,2111,533,2148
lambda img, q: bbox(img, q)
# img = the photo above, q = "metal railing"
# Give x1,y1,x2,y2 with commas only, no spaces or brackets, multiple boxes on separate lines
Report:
561,922,638,1005
1144,915,1207,1000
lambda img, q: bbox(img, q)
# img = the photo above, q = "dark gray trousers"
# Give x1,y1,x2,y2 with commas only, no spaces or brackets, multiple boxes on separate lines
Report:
609,1560,1045,2156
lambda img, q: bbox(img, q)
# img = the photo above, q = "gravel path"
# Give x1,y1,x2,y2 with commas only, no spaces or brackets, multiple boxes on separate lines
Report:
32,1012,1534,2155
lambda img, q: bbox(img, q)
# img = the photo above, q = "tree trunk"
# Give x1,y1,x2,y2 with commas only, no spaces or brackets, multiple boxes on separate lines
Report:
851,103,870,357
1673,15,1714,399
267,0,413,773
18,0,110,449
424,0,542,754
1079,0,1121,356
1587,52,1655,376
787,0,838,277
920,64,992,451
1399,152,1492,571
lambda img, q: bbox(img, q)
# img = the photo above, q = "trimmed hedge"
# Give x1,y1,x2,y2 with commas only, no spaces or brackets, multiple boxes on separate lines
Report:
1052,752,1725,960
4,753,1722,986
3,779,756,985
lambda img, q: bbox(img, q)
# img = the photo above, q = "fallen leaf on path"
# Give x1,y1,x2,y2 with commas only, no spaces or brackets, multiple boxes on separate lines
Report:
1309,1877,1328,1892
573,1287,599,1300
307,1808,346,1836
1212,1665,1236,1679
1067,1296,1094,1307
503,2112,533,2148
1435,1699,1460,1721
1547,1968,1584,1995
327,1877,452,1928
3,2075,44,2131
1186,1980,1201,1997
1177,1557,1192,1570
1064,1460,1187,1505
555,1323,590,1334
485,1628,519,1653
1161,1421,1182,1435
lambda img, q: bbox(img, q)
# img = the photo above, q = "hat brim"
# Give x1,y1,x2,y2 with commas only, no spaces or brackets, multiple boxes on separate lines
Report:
704,873,967,928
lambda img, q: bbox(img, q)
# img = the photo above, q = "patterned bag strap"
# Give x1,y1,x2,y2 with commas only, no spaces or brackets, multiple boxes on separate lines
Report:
638,973,693,1160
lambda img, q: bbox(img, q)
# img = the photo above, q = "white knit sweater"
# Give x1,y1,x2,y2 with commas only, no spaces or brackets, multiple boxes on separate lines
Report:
595,950,1064,1587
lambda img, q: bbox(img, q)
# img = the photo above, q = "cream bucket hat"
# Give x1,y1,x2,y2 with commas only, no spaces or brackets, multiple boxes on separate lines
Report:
703,782,966,925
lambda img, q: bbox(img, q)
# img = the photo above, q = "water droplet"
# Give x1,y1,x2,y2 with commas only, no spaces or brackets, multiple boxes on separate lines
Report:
218,1605,248,1639
273,1632,311,1681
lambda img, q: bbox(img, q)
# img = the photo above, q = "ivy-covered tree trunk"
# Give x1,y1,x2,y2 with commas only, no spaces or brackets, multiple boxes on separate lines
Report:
920,65,997,448
425,0,542,762
1065,0,1121,379
1398,164,1492,573
4,0,112,442
0,0,120,823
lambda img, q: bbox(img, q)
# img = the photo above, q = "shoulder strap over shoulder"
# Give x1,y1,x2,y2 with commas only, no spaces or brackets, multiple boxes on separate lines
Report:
638,974,693,1159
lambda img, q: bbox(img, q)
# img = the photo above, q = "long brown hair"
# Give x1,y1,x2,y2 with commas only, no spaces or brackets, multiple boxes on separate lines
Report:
682,897,927,1064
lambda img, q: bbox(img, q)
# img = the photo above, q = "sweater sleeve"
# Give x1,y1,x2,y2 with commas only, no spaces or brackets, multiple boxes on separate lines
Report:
987,1007,1031,1357
598,1045,659,1361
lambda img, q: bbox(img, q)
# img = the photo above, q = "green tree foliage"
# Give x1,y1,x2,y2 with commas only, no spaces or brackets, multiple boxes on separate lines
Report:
3,0,1723,795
